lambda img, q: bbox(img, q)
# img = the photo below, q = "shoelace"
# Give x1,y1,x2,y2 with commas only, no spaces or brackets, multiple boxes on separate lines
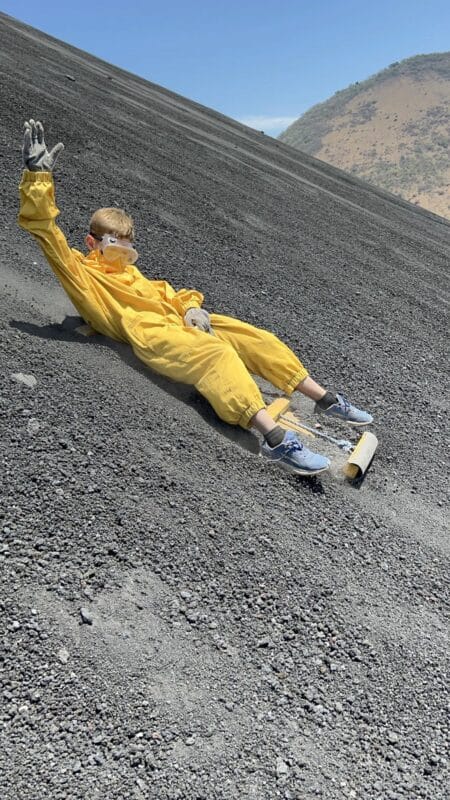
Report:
338,394,352,416
284,437,304,453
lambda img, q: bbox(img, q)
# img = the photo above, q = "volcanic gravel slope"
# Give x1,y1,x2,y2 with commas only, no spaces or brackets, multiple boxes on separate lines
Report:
0,12,449,800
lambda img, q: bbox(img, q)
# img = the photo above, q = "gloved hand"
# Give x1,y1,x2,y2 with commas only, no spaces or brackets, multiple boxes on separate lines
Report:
22,119,64,171
184,307,214,334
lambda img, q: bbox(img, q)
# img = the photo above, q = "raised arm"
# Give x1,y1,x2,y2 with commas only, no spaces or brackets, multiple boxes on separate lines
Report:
18,120,88,289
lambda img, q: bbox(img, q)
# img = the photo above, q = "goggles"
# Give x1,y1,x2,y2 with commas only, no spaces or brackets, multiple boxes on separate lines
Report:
91,232,139,266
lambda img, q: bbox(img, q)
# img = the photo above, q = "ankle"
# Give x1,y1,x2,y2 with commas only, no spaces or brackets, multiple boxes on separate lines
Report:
264,425,285,448
316,391,337,410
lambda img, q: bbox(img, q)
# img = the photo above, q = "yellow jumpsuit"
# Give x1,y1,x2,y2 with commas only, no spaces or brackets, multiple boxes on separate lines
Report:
18,170,308,428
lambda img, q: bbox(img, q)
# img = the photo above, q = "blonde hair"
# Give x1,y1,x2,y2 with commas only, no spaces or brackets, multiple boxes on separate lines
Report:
89,208,135,242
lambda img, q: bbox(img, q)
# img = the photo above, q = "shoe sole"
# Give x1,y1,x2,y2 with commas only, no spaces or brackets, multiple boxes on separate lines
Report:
316,406,373,427
319,413,373,427
320,410,373,427
276,460,330,477
261,450,331,477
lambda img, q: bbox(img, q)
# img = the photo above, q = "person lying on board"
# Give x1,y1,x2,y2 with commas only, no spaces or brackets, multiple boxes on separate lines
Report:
18,119,372,477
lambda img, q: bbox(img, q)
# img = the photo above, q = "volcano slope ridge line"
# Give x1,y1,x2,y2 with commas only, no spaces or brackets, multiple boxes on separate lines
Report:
0,11,449,800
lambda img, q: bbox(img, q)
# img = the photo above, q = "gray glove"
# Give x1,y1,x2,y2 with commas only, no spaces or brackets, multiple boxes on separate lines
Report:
184,307,214,334
22,119,64,171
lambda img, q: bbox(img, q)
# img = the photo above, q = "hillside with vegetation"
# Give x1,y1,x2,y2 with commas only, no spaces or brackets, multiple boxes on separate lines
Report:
279,53,450,218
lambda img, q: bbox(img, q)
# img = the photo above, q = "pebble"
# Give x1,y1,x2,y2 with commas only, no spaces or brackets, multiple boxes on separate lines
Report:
276,756,289,776
27,418,40,435
11,372,37,388
387,731,399,744
80,607,93,625
57,647,70,664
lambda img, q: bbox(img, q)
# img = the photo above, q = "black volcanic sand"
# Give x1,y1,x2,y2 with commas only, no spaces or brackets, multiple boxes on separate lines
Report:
0,13,449,800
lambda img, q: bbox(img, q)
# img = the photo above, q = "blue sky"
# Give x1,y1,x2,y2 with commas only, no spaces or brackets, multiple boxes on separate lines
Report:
3,0,450,136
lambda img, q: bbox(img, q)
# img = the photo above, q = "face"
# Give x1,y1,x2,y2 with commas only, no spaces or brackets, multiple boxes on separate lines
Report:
86,232,139,266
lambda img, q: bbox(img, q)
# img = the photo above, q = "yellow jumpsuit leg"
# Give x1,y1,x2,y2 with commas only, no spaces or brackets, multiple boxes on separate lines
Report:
210,314,309,394
129,322,265,428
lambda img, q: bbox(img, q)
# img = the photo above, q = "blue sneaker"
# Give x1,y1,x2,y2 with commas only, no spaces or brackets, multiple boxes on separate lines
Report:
318,393,373,426
261,430,330,476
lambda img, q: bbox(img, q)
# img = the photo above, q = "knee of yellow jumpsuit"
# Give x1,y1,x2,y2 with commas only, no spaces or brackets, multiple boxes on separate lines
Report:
210,314,309,395
131,328,265,429
196,344,265,428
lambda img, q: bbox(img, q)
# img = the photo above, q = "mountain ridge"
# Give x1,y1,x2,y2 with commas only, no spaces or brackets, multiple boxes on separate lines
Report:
279,53,450,218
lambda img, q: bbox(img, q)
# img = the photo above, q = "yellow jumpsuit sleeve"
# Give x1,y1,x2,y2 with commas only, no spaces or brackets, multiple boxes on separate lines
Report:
128,269,204,317
162,283,204,316
18,169,88,292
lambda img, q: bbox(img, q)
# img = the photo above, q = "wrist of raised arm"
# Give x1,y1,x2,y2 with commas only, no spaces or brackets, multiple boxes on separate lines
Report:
21,169,54,183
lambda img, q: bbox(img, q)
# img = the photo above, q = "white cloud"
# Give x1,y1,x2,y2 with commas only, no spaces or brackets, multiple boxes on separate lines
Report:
238,115,298,133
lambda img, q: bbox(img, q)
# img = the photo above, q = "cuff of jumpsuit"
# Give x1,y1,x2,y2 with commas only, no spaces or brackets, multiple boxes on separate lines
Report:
238,400,267,430
21,169,53,183
181,301,202,313
284,366,309,396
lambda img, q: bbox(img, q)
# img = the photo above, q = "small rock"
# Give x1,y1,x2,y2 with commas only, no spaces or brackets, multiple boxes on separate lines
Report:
11,373,37,388
57,647,70,664
80,607,93,625
387,731,399,744
27,418,40,435
276,756,289,777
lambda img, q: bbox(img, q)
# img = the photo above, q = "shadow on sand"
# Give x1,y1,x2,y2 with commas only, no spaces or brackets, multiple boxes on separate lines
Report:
11,315,327,491
11,316,260,453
